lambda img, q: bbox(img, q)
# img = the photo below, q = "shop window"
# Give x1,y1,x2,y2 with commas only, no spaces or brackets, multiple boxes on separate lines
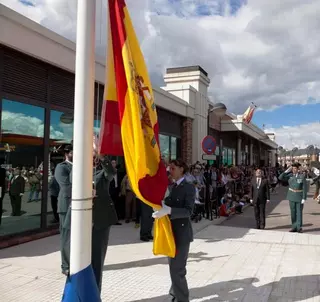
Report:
0,99,44,236
170,137,177,160
160,134,170,162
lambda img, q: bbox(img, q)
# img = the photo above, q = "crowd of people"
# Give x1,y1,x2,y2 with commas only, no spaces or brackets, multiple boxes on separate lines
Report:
2,144,320,301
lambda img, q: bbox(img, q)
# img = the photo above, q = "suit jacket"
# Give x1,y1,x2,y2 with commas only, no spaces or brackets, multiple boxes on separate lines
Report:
251,177,270,204
279,172,307,202
0,167,6,197
9,175,25,196
55,161,72,214
165,179,195,247
92,161,118,229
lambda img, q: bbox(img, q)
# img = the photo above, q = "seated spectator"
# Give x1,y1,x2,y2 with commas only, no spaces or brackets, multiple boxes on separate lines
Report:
233,195,243,214
220,197,235,217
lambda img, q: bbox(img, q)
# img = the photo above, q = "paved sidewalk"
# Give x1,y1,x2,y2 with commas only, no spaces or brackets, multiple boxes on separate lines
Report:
1,219,320,301
222,184,320,234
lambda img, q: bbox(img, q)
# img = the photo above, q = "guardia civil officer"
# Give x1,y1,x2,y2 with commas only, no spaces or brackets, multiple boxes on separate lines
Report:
91,153,118,292
152,159,195,302
279,162,307,233
54,145,73,276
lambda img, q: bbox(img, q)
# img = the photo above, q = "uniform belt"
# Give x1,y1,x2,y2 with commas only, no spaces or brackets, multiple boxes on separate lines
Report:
289,188,302,193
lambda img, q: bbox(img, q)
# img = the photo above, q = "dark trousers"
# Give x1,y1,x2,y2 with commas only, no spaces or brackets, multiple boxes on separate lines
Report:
289,200,303,230
59,213,70,271
91,227,110,292
50,195,59,222
111,188,125,220
169,243,190,302
10,194,22,216
0,192,4,225
140,201,153,238
254,202,266,229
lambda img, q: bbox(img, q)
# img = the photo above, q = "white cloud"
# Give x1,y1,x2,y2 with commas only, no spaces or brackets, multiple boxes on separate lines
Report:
266,122,320,150
1,0,320,115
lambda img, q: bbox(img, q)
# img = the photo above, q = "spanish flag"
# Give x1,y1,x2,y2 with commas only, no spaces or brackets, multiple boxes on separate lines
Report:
242,102,256,124
99,0,176,257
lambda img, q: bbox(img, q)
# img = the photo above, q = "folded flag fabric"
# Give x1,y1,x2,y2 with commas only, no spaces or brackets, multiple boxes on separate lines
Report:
99,0,176,258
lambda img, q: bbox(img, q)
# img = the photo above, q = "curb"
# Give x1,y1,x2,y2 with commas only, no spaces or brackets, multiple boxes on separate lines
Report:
193,203,251,235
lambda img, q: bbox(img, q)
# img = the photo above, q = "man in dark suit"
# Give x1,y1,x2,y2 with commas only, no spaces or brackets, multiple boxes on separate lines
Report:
91,155,118,292
250,168,270,229
9,167,25,216
0,159,6,225
109,159,123,224
54,145,73,276
153,159,195,302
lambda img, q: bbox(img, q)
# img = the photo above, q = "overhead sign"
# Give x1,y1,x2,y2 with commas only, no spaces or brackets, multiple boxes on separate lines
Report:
201,135,217,155
202,154,216,160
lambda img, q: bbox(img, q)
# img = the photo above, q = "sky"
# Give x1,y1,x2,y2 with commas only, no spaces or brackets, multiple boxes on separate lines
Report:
1,0,320,150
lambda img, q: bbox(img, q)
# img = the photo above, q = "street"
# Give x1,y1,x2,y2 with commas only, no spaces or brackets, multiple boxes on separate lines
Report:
222,184,320,234
1,186,320,301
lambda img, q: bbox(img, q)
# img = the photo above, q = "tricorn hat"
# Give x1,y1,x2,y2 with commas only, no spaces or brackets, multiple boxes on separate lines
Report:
63,144,73,153
292,162,301,168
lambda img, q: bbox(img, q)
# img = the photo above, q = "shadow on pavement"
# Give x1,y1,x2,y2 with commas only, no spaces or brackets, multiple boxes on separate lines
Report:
267,223,313,231
103,252,229,271
130,275,320,302
0,234,60,259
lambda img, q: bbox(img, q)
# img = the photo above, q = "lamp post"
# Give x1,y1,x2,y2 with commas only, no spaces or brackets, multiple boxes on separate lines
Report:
206,102,227,220
207,102,227,167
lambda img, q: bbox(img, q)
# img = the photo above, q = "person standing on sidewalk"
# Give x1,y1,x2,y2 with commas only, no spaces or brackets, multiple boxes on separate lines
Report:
279,163,307,233
152,159,195,302
91,154,118,292
54,145,73,276
250,168,270,229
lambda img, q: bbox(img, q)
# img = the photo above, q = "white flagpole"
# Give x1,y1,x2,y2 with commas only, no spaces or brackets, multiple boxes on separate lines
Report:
70,0,96,276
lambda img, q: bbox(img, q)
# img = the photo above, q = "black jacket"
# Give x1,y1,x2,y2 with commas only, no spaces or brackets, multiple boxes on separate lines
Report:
165,179,195,247
92,161,118,229
251,177,270,204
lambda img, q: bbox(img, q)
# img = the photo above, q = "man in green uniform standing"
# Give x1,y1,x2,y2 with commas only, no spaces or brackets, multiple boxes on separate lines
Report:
279,162,307,233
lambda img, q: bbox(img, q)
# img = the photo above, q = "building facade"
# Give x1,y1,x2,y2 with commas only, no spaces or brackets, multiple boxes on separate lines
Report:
0,4,277,245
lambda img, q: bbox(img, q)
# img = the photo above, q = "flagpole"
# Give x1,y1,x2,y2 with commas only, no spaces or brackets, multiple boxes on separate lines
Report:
62,0,100,300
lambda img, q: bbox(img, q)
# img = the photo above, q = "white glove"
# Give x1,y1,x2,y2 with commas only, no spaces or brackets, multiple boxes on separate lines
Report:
285,166,292,174
250,199,253,203
20,193,24,196
267,200,270,203
301,199,305,204
152,200,171,219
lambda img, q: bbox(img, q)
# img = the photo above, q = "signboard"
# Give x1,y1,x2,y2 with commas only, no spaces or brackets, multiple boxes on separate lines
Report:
201,136,217,155
202,154,216,160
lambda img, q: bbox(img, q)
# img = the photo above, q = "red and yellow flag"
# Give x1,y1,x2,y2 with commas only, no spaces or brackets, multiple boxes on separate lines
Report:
242,103,256,124
99,0,176,257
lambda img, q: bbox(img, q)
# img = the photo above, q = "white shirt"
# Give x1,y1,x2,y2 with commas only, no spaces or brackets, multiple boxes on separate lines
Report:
175,177,185,187
256,177,261,188
113,174,118,188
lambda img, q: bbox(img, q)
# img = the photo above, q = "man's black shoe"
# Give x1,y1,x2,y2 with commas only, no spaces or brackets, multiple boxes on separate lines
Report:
298,229,303,233
289,229,297,232
62,269,69,276
148,235,153,240
140,237,149,242
114,222,122,225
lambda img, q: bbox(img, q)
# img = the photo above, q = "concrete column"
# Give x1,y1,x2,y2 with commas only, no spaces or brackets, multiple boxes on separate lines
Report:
237,137,242,165
181,117,193,165
271,149,276,167
249,143,253,165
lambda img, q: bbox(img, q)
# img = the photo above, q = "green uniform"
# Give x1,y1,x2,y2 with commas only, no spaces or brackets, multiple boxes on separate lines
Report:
279,172,307,231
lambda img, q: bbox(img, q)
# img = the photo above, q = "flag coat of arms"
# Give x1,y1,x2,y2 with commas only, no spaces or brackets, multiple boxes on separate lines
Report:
99,0,176,257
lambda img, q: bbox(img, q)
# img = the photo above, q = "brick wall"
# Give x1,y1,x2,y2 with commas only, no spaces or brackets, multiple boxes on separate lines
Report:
181,117,193,165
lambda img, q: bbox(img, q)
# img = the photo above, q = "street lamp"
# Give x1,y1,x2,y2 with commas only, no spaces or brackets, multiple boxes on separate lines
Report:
205,102,227,220
207,102,227,167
